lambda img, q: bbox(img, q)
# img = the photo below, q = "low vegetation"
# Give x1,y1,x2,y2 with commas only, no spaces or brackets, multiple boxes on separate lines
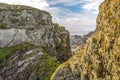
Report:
0,22,7,29
0,43,34,60
40,52,59,80
32,49,59,80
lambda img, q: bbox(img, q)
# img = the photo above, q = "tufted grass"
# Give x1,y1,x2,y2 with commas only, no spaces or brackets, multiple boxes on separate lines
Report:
35,49,59,80
0,22,7,29
0,43,34,60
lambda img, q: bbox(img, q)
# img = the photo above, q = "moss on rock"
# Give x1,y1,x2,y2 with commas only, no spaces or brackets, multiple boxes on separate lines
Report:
0,43,34,60
31,49,59,80
0,22,7,29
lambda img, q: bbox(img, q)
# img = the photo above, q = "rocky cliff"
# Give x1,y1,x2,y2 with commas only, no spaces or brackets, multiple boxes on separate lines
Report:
0,3,71,80
51,0,120,80
70,31,94,52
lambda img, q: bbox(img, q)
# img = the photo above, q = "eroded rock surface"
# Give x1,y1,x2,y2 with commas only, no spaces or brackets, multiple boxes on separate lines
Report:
0,3,71,80
51,0,120,80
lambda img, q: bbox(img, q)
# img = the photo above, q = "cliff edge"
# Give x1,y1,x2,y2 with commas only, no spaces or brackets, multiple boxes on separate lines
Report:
51,0,120,80
0,3,71,80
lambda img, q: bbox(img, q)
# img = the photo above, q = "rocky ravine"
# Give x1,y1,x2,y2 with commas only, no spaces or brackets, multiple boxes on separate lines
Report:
0,3,71,80
70,31,94,52
51,0,120,80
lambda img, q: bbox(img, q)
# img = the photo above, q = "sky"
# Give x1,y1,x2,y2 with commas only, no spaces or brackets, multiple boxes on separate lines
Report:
0,0,104,35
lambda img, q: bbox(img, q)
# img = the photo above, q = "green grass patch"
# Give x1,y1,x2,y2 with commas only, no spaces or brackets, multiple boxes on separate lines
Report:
0,9,4,12
0,43,34,60
0,22,7,29
35,49,59,80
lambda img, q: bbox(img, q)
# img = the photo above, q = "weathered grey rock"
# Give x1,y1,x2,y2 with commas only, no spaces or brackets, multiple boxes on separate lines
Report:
0,3,71,80
0,3,71,63
0,29,31,47
0,48,43,80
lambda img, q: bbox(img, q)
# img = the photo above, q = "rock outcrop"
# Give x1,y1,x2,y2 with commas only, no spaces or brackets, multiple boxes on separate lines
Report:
0,3,71,80
70,31,94,52
51,0,120,80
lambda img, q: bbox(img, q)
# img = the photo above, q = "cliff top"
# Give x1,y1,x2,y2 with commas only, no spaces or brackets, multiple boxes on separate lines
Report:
51,0,120,80
0,3,51,29
0,3,50,15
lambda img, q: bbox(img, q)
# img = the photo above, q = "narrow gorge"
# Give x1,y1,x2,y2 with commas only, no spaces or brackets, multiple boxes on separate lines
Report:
51,0,120,80
0,0,120,80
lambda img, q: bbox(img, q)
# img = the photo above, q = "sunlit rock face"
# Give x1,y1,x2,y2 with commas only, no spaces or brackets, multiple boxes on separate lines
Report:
0,3,71,80
51,0,120,80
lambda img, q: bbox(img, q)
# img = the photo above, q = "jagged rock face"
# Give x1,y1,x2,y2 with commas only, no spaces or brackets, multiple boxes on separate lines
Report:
51,0,120,80
0,47,43,80
0,3,71,63
70,31,94,52
0,44,60,80
0,3,52,29
0,3,71,80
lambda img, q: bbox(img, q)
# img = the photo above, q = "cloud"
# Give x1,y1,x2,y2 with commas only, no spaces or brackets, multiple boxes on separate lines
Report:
45,0,104,35
0,0,49,9
0,0,104,35
45,8,96,35
82,0,104,14
47,0,80,6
